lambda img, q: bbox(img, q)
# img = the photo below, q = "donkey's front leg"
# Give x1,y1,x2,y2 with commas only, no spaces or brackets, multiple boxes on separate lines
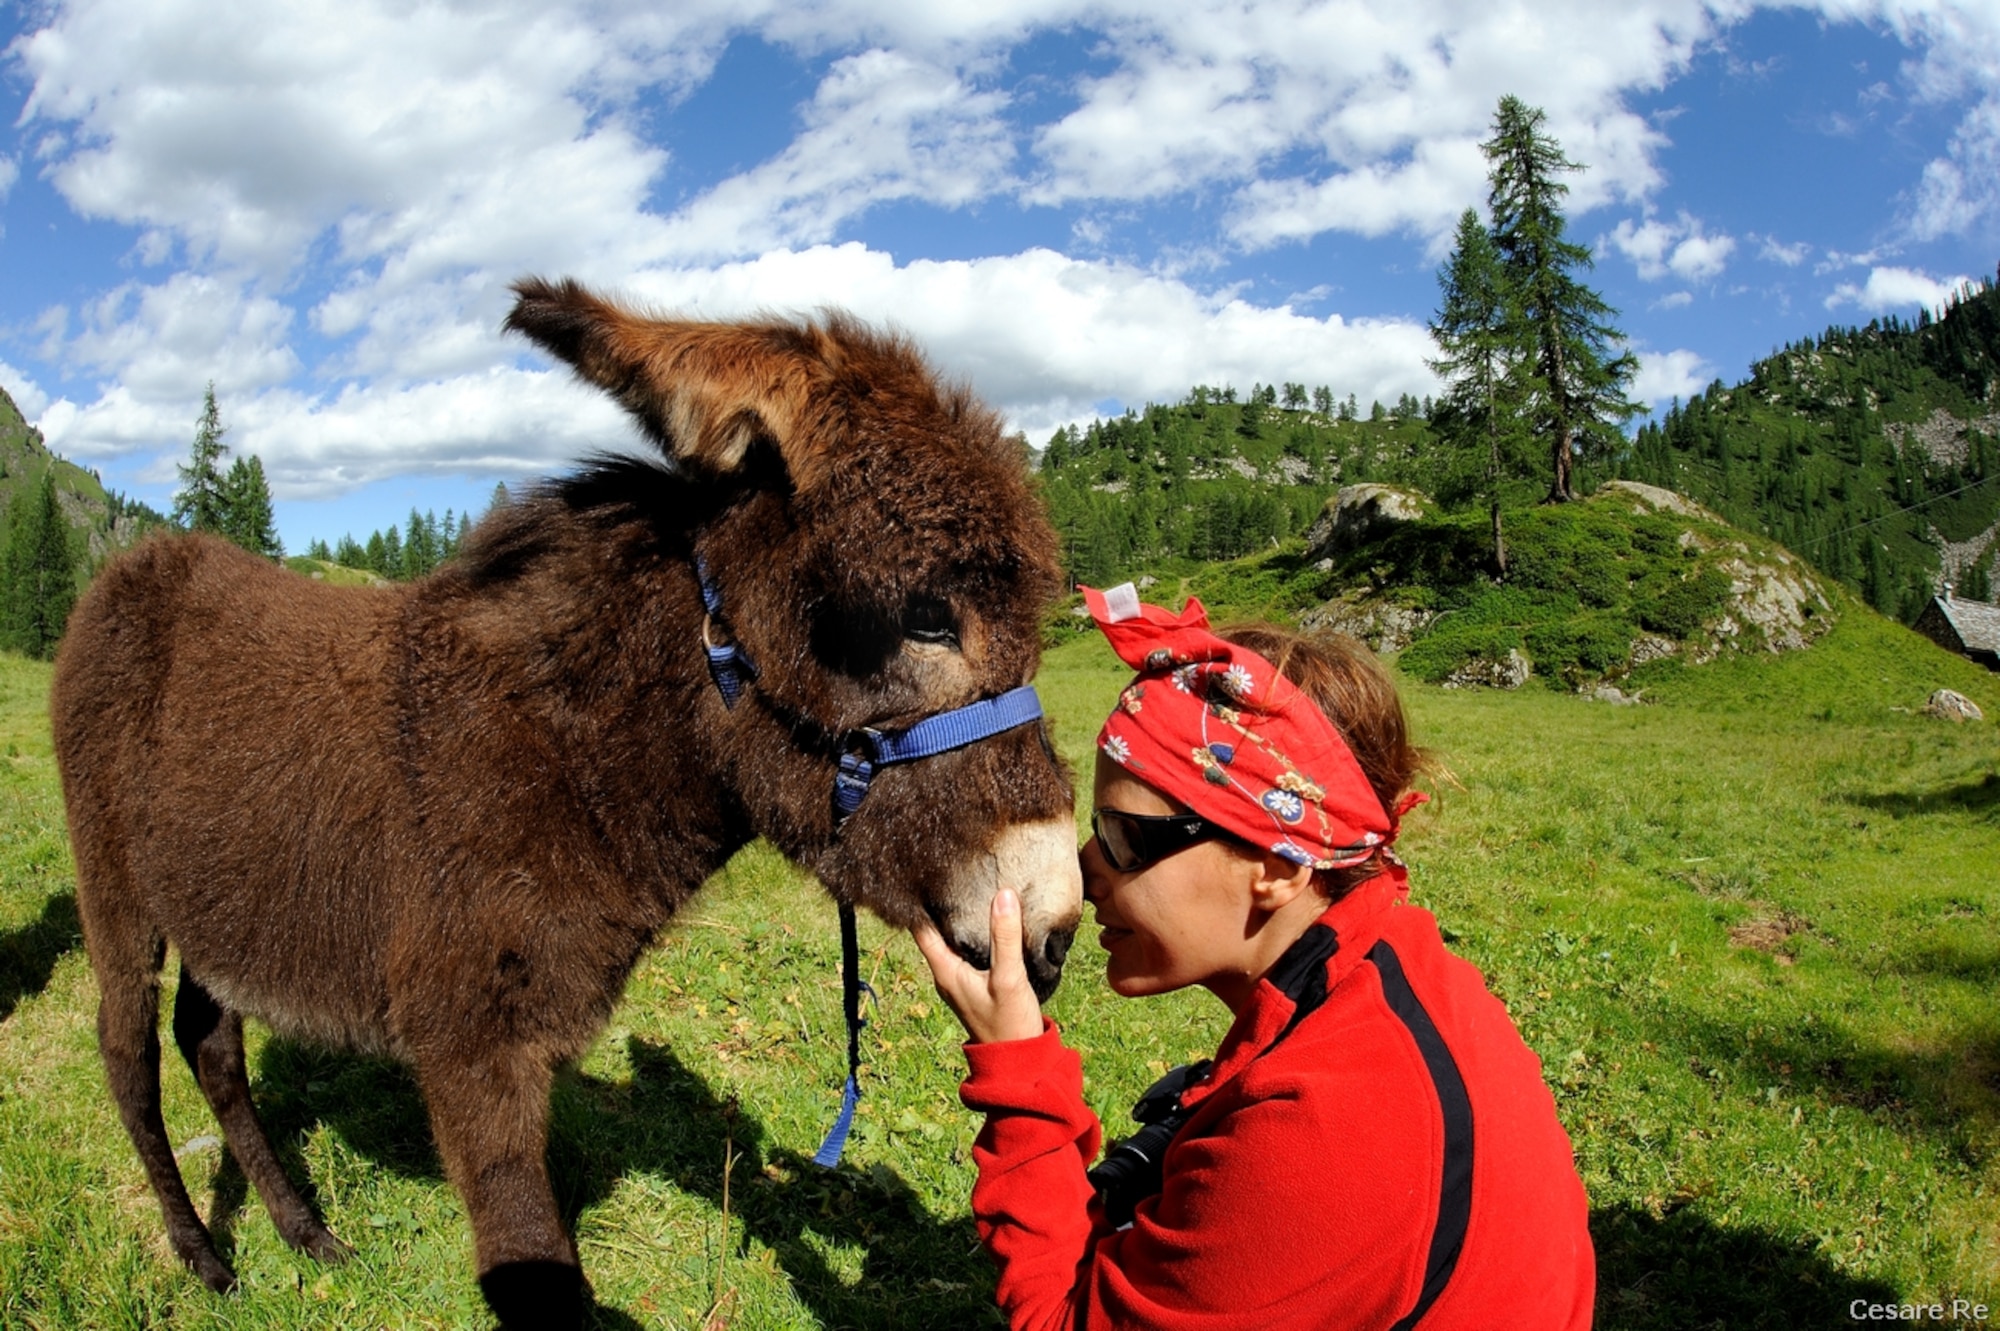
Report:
415,1048,581,1331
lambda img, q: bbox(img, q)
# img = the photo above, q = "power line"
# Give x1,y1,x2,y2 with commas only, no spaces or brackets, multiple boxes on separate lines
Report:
1796,471,1998,551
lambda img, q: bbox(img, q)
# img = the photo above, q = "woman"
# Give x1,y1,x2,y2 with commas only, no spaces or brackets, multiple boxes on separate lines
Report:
912,584,1595,1330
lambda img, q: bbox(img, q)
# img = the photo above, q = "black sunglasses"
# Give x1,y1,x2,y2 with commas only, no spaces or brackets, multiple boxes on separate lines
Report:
1091,807,1234,873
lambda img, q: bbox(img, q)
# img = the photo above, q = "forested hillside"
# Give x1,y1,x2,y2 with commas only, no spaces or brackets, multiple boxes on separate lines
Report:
1038,385,1439,586
1042,274,2000,627
1617,275,2000,620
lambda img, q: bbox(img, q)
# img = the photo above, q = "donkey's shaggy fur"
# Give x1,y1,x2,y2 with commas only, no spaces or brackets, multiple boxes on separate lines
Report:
52,278,1081,1328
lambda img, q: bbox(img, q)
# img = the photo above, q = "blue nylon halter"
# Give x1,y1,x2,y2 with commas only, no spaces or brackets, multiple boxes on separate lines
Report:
693,555,1046,1167
696,555,759,708
832,685,1046,820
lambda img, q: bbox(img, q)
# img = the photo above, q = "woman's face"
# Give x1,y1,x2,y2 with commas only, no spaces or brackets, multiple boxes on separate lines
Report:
1082,752,1268,1007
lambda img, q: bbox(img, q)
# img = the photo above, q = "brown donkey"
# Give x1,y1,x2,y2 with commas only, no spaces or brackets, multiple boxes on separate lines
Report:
51,278,1082,1328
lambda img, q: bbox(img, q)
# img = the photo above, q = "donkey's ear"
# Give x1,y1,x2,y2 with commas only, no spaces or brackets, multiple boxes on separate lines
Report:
505,276,834,488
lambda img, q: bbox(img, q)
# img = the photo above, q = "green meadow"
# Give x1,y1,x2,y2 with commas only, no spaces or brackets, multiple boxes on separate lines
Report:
2,600,1997,1328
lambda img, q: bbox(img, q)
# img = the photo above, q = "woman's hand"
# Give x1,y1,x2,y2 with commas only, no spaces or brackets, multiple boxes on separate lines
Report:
911,888,1048,1044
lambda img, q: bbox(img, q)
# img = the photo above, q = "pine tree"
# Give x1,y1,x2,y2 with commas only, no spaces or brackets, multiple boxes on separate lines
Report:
1429,206,1528,574
4,471,79,660
220,455,282,558
1482,96,1639,501
173,384,231,532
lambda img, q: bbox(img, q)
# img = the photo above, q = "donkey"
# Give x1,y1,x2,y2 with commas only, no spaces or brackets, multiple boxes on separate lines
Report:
51,277,1083,1329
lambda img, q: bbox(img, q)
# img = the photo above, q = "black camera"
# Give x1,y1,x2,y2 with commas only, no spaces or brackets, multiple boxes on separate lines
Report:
1087,1059,1211,1229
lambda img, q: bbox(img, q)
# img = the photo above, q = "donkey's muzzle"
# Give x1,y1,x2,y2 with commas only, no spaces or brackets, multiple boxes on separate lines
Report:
1033,927,1075,1000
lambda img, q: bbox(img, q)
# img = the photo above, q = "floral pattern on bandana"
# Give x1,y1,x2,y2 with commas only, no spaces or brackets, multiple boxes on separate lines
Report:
1260,787,1305,824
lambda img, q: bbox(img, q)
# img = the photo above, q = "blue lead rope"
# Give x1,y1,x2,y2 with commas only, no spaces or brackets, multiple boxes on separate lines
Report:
813,900,875,1167
690,554,1042,1169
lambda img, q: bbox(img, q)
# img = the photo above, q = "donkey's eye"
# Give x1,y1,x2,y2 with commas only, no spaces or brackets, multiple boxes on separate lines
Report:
903,597,958,647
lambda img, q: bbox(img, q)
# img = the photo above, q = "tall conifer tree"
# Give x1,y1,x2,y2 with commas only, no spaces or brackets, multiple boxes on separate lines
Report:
1482,96,1638,502
5,470,78,659
173,384,231,532
221,455,282,558
1429,207,1527,574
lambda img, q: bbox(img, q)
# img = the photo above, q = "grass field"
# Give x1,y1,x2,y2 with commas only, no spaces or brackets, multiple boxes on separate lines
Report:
2,597,1997,1328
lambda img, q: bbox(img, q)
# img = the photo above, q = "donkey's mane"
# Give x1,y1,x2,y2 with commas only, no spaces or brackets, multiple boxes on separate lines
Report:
455,454,717,590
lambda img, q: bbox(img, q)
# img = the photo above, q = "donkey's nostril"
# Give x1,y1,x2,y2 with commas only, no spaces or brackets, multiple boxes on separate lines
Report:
1043,928,1074,973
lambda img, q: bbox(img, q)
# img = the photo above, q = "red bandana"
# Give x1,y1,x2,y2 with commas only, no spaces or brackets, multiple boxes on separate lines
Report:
1084,583,1420,870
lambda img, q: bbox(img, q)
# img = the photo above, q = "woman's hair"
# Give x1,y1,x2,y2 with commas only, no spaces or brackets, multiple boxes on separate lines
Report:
1216,621,1426,899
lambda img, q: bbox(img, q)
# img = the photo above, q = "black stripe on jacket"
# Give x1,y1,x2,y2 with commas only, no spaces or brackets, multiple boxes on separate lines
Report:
1369,939,1474,1330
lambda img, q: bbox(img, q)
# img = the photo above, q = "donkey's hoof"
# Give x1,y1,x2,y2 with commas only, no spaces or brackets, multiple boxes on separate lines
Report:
187,1248,237,1294
298,1226,354,1265
479,1259,583,1331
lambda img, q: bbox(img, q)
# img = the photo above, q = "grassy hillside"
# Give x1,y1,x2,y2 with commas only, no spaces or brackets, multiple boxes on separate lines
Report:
281,556,389,588
1055,484,1853,695
0,385,164,572
2,607,1996,1326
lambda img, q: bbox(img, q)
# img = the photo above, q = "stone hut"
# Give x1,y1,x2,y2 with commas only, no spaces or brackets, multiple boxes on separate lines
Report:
1913,585,2000,672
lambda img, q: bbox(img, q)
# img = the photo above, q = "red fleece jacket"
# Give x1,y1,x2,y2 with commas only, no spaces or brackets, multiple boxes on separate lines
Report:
958,870,1595,1330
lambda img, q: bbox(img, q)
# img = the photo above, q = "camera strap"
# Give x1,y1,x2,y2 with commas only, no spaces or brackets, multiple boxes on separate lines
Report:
1088,922,1338,1228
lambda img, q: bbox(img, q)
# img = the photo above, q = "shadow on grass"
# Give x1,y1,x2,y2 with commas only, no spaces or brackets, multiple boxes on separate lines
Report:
0,889,80,1022
1847,770,2000,819
1651,1003,2000,1161
240,1036,999,1330
1593,1202,1898,1330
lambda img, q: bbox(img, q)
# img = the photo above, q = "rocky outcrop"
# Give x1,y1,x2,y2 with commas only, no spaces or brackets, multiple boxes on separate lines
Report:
1297,596,1435,653
1599,479,1726,523
1886,406,2000,471
1440,649,1530,690
1924,689,1984,722
1691,548,1832,660
1304,484,1429,564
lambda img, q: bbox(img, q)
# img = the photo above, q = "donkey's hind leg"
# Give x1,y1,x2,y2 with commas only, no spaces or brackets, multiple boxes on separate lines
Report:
172,964,352,1264
88,928,236,1291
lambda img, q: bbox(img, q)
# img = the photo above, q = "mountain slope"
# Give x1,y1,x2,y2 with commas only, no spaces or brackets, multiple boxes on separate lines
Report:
1620,273,2000,620
0,386,162,569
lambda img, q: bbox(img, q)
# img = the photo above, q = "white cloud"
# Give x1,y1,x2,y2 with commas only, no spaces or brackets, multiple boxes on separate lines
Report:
40,366,632,495
1630,346,1712,405
1824,264,1973,313
0,155,17,200
59,274,302,401
1755,234,1811,266
1607,212,1735,282
0,362,50,419
655,48,1017,259
1652,290,1694,309
619,244,1440,442
1847,0,2000,239
1908,97,2000,240
15,0,2000,511
38,244,1442,480
1033,0,1704,246
12,0,709,277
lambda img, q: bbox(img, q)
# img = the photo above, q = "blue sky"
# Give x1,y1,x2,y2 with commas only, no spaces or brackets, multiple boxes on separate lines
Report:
2,0,1997,553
